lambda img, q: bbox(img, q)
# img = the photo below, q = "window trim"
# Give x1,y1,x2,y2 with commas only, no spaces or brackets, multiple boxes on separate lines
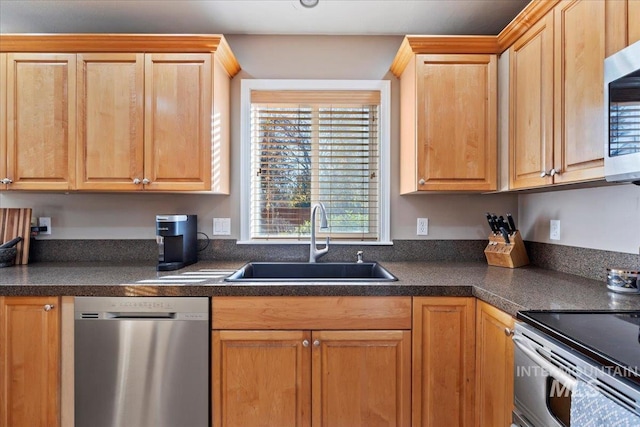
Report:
239,79,391,245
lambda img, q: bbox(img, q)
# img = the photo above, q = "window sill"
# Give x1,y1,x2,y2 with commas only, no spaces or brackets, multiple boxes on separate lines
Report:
236,240,394,246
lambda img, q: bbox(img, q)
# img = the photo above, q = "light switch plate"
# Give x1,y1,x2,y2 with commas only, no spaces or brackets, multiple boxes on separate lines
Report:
213,218,231,236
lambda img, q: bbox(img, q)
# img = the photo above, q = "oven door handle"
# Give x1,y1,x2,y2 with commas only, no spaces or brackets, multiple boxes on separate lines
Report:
513,335,577,390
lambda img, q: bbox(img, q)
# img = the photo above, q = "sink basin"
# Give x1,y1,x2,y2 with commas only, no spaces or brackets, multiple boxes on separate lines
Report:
225,262,398,282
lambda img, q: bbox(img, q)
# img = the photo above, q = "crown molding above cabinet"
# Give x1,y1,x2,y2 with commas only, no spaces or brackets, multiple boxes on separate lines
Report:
390,0,562,77
0,34,240,77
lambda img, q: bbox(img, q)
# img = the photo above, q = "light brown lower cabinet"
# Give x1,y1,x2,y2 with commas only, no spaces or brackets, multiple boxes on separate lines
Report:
213,329,411,427
212,296,412,427
475,300,515,427
0,294,516,427
412,297,476,427
0,296,61,427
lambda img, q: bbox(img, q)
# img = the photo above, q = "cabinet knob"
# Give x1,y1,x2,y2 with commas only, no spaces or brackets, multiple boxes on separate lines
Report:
313,340,320,347
142,178,150,185
133,178,141,185
504,327,514,337
418,178,426,185
302,339,309,347
541,169,560,178
1,178,12,184
43,304,55,312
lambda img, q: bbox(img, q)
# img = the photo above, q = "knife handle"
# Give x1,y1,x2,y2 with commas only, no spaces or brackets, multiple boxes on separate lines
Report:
486,213,497,234
507,213,517,234
499,227,511,244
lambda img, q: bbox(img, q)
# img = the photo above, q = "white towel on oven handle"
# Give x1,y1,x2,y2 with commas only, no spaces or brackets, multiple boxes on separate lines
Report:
570,380,640,427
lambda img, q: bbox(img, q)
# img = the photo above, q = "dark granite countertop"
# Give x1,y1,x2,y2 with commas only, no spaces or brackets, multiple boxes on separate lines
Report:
1,261,639,317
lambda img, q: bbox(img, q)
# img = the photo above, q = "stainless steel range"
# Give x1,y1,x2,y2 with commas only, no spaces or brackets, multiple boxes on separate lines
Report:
513,311,640,427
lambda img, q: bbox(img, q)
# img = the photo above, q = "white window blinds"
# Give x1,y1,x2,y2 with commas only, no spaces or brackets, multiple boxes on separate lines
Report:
249,90,380,241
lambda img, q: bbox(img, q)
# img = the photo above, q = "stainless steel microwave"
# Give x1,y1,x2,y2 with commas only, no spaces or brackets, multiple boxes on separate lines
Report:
604,40,640,184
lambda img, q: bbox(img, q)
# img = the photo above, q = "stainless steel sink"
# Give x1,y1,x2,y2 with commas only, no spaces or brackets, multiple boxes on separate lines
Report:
225,262,398,282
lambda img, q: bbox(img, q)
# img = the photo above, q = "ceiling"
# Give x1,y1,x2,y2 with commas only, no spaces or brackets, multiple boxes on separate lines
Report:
0,0,530,36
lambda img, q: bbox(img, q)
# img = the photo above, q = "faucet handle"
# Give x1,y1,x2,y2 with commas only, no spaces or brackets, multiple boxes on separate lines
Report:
357,251,364,263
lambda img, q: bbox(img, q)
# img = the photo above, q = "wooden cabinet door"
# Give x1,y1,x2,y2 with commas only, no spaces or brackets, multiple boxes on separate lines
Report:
475,301,515,427
629,0,640,45
6,54,76,190
412,297,475,427
212,330,311,427
0,53,6,190
311,330,411,427
76,53,144,190
553,0,605,183
416,54,497,191
0,296,60,427
144,53,212,191
509,13,555,190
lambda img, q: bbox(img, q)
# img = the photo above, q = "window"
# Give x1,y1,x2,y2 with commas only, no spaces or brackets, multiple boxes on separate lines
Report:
240,80,390,244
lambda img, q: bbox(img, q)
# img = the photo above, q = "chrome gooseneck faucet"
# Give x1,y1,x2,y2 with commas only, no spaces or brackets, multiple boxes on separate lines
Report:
309,203,330,263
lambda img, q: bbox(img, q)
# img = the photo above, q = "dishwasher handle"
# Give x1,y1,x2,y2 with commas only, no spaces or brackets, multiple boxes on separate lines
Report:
107,312,177,319
513,335,577,390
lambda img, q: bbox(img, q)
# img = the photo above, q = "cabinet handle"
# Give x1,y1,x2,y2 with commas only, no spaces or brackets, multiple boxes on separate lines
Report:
302,339,309,347
418,178,426,185
1,178,12,184
133,178,141,185
313,340,320,347
43,304,55,312
142,178,150,185
541,169,560,178
504,327,514,337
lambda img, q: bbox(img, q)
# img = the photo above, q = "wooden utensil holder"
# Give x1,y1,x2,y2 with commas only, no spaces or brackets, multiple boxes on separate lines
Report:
484,230,529,268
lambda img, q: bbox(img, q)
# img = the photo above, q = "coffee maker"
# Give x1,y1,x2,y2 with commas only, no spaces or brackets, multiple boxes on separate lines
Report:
155,215,198,271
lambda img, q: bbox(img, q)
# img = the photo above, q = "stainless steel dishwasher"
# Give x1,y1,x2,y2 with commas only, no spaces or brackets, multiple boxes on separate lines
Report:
74,297,209,427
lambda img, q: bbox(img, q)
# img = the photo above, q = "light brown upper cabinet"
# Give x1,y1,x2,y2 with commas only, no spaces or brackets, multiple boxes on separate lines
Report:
0,54,6,189
1,34,239,193
509,0,606,189
77,53,215,191
604,0,638,55
392,41,498,193
143,54,213,191
509,14,555,189
552,0,606,185
76,53,145,190
3,53,76,191
629,0,640,45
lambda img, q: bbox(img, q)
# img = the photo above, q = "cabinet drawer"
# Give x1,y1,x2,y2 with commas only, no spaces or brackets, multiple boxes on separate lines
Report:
212,296,412,330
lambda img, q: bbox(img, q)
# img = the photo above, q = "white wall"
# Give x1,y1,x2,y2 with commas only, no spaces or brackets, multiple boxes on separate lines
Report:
518,184,640,254
0,35,518,241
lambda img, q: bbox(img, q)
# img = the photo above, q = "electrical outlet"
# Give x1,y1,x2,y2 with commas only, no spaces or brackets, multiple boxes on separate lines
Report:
550,220,560,241
213,218,231,236
417,218,429,236
38,217,52,235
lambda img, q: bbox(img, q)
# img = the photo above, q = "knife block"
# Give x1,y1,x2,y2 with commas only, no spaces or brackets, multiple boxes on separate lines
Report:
484,230,529,268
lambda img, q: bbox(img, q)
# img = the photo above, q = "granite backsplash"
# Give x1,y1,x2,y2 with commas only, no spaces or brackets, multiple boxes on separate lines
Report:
26,239,639,282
